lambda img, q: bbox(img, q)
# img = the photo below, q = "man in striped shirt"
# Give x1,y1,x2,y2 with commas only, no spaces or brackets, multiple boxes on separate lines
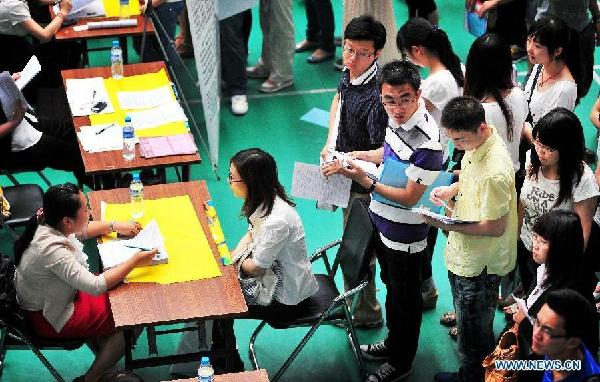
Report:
324,60,443,382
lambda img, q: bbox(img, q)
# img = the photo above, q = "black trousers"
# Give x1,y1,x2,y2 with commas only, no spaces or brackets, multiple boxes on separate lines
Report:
406,0,437,17
220,11,249,96
4,117,87,186
304,0,335,53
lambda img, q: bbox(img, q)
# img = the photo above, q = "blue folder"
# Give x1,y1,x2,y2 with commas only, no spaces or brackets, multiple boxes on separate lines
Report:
372,158,454,212
465,11,487,38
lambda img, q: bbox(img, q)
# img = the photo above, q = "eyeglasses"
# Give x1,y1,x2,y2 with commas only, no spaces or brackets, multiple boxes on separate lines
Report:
381,95,417,109
532,316,569,340
228,172,244,184
342,45,375,60
533,139,556,154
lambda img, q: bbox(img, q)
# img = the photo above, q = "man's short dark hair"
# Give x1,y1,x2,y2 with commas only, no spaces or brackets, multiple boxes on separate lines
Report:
545,289,597,349
377,60,421,93
440,96,486,132
344,15,387,51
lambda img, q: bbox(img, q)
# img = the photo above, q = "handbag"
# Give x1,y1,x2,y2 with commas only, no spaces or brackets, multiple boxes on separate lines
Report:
232,244,282,306
482,323,520,382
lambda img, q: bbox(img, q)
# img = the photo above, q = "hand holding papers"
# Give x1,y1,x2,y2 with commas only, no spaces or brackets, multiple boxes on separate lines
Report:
98,219,168,270
292,162,352,208
66,77,114,116
0,71,28,119
15,56,41,90
412,206,478,225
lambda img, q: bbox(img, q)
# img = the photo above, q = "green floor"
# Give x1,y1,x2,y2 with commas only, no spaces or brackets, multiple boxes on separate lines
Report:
2,0,599,381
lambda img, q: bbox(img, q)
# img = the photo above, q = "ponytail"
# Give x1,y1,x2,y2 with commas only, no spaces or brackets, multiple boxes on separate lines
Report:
431,27,465,88
13,216,38,266
564,32,582,102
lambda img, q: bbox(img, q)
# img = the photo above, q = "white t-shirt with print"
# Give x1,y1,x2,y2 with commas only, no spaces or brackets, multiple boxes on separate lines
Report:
520,152,600,250
482,87,527,171
524,64,577,127
421,68,463,162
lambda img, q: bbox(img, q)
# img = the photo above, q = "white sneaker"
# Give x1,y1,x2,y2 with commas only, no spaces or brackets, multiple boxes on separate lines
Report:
231,95,248,115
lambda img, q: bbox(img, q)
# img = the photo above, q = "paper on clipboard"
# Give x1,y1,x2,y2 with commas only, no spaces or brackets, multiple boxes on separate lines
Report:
412,206,478,225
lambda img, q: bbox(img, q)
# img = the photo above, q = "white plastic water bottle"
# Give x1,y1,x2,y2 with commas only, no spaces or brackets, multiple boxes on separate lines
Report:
119,0,130,19
110,40,123,80
197,357,214,382
130,173,144,219
122,116,135,161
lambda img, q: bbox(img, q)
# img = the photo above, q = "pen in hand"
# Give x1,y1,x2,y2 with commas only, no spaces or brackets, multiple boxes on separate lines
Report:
438,199,455,214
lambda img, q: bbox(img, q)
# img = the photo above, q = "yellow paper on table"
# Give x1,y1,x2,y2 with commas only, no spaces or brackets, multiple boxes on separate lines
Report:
102,196,221,284
103,0,141,18
89,70,188,137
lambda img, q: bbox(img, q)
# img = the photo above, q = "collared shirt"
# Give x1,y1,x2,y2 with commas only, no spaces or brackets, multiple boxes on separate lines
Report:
444,126,518,277
14,224,107,332
336,62,388,193
542,345,600,382
248,197,318,305
369,101,443,253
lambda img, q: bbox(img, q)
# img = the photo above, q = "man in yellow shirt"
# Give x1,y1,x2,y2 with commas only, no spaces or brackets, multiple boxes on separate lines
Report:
420,97,518,382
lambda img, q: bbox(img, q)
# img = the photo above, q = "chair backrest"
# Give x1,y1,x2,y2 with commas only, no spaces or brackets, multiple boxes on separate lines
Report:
0,253,21,321
337,198,375,291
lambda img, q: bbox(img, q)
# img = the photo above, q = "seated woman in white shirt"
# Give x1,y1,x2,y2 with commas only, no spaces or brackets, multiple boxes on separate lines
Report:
213,148,319,371
14,183,157,382
0,73,90,187
523,16,579,137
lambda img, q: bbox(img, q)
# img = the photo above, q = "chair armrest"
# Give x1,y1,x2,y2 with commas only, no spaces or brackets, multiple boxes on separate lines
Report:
309,239,342,263
334,280,369,303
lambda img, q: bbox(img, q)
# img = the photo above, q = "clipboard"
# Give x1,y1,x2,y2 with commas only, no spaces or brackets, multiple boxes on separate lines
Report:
372,158,453,212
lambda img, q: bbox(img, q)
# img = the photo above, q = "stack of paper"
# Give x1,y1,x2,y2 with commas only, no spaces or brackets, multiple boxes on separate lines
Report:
128,101,187,130
54,0,105,20
116,85,175,110
291,162,352,208
0,72,28,119
66,77,114,116
77,123,122,152
98,220,168,269
14,56,41,91
139,134,197,158
411,206,478,225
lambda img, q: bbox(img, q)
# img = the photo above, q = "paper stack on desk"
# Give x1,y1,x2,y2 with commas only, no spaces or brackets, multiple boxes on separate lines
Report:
66,77,114,116
128,101,188,130
98,219,168,269
54,0,105,20
116,85,175,110
77,123,123,152
139,134,197,158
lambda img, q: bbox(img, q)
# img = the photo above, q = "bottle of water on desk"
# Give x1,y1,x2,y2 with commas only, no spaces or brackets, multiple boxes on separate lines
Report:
110,40,123,80
122,116,135,161
197,357,214,382
130,173,144,219
205,200,232,265
119,0,130,19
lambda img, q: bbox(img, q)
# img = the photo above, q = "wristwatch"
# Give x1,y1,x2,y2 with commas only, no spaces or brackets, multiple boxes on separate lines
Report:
367,178,377,193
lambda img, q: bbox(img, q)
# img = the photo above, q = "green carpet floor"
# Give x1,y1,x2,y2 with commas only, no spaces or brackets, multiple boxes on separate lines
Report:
1,0,598,381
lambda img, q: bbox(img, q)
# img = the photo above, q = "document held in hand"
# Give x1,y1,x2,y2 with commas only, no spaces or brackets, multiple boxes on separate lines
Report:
412,206,479,225
291,162,352,208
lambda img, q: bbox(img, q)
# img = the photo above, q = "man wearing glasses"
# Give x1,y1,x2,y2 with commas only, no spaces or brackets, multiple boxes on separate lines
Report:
324,60,443,382
532,289,600,382
320,15,388,332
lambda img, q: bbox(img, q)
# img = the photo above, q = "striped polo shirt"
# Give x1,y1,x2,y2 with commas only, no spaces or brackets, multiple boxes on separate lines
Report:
369,101,444,253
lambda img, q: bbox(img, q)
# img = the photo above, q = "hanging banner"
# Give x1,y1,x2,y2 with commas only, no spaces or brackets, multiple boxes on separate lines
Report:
187,0,220,168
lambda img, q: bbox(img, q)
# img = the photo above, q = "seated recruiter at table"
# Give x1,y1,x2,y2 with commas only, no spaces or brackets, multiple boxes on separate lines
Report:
13,183,157,382
212,148,319,371
0,0,81,102
0,72,91,188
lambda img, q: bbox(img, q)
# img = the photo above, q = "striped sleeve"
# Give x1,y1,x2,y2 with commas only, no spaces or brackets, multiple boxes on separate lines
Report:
406,141,443,186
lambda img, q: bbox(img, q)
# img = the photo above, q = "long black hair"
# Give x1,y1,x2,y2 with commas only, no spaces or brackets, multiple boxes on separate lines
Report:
397,17,464,88
528,16,582,101
464,33,515,141
528,108,585,207
532,210,583,290
230,148,294,220
14,183,81,266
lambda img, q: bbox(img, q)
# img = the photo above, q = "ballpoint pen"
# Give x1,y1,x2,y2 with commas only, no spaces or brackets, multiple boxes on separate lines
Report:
438,198,455,214
95,123,115,135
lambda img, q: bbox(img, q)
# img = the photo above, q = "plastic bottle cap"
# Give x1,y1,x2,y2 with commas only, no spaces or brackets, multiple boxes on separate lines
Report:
124,116,131,123
112,40,119,47
132,173,140,181
200,356,209,365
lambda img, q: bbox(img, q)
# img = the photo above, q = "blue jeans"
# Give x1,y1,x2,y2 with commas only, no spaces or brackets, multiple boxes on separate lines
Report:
449,269,500,382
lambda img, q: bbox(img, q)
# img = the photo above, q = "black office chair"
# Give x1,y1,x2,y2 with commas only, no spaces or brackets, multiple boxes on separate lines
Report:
0,183,44,240
248,198,376,382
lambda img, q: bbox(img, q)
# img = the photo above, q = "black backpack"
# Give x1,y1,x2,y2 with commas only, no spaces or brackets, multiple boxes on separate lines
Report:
0,253,20,320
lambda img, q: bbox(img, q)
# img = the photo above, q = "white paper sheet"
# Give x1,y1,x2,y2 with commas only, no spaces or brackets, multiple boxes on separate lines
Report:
87,19,138,29
77,123,123,152
54,0,105,20
97,219,168,269
15,56,41,90
291,162,352,208
128,101,187,130
116,85,174,110
66,77,114,116
0,71,28,118
412,206,479,225
513,294,534,324
322,149,380,176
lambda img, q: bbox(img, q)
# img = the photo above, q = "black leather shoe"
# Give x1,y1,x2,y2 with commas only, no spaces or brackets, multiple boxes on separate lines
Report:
295,40,319,53
307,51,335,64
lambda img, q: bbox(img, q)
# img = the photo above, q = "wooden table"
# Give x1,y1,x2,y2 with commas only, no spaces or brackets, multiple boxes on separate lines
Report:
167,370,270,382
50,2,154,64
88,181,247,368
62,61,201,188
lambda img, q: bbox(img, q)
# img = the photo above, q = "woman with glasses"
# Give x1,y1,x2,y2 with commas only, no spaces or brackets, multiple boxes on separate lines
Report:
396,17,464,165
518,108,599,295
507,210,597,382
13,183,155,381
212,148,318,371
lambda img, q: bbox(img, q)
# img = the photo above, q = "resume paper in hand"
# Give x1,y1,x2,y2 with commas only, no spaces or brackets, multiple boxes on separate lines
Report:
291,162,351,208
